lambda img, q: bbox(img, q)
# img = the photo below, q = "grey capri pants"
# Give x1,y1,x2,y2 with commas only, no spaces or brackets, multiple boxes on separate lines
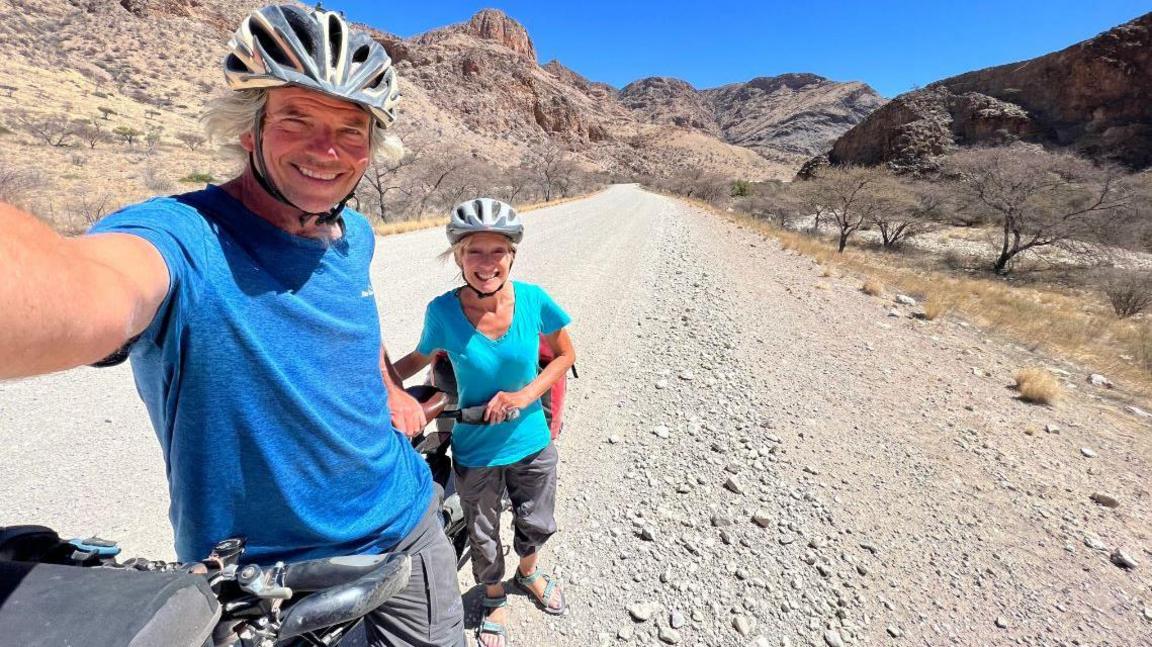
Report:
453,443,559,585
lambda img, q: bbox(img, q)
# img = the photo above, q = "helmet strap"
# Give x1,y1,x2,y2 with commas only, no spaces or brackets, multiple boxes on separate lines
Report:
249,108,351,231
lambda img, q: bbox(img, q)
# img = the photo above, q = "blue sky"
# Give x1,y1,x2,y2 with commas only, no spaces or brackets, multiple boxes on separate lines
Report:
331,1,1151,97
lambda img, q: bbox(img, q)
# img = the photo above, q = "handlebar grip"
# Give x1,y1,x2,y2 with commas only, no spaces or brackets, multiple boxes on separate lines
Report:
404,385,450,421
281,554,400,592
458,404,488,425
278,553,411,639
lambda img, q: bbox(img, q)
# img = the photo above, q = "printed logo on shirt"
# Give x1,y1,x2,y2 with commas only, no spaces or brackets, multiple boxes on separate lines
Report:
360,288,375,298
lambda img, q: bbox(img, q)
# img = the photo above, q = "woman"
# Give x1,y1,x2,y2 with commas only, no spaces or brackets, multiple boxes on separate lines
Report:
396,198,575,647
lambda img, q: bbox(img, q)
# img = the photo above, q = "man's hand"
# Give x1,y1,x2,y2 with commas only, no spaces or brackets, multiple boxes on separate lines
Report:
388,386,428,438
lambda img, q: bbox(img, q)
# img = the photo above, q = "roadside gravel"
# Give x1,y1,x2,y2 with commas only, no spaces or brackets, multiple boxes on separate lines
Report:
1,185,1149,646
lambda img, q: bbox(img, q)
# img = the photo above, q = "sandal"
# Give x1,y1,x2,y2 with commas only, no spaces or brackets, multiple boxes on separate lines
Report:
477,594,509,647
514,568,567,616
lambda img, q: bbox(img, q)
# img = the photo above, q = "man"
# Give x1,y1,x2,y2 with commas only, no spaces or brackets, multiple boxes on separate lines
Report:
0,6,464,646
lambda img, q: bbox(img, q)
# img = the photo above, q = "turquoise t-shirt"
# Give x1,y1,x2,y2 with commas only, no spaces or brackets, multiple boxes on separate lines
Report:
417,281,571,467
88,185,432,564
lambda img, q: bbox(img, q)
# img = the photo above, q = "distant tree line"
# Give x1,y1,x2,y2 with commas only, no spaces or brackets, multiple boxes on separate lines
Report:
648,143,1152,317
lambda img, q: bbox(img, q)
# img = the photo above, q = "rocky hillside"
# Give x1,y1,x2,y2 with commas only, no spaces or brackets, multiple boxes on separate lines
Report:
0,0,807,226
621,73,887,163
825,11,1152,171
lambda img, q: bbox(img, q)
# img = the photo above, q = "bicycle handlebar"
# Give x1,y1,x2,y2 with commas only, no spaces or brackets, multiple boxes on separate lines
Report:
277,552,411,639
281,553,404,592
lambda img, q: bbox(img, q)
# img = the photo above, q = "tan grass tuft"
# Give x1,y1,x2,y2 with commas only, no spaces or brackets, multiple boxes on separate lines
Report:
861,277,884,297
1014,368,1062,405
922,295,954,321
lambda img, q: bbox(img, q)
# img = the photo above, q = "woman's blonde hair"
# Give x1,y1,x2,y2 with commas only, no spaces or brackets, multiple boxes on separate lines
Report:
202,88,398,162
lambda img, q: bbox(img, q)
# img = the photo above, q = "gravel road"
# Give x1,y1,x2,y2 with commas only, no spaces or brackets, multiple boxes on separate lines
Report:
2,185,1150,646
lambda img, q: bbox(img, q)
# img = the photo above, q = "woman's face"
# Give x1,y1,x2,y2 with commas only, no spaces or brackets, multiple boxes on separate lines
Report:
458,233,515,294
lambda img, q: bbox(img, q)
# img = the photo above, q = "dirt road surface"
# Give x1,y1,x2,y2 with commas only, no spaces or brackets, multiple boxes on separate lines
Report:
2,185,1149,646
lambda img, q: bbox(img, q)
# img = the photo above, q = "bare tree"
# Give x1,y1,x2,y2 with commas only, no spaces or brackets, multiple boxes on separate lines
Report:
176,132,206,151
75,193,114,226
869,178,944,249
1102,172,1152,253
814,166,893,252
743,181,804,228
411,149,469,220
73,119,108,149
9,110,76,147
945,146,1129,274
494,166,535,204
526,144,575,202
1098,268,1152,318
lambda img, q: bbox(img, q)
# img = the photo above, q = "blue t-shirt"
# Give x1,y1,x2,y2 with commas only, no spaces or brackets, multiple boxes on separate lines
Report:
89,185,432,564
417,282,571,467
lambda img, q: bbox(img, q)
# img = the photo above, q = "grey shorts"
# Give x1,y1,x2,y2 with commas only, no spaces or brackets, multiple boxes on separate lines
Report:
362,496,466,647
454,443,559,586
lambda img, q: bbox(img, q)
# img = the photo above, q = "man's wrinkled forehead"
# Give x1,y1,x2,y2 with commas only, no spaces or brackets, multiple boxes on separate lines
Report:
266,87,373,127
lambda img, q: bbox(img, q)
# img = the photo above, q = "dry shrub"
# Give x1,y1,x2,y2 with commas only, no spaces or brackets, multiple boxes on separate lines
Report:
861,277,884,296
1014,368,1061,405
819,265,834,278
1099,269,1152,319
922,295,954,321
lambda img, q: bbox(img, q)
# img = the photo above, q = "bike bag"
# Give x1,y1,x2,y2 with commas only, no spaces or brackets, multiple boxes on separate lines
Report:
0,560,220,647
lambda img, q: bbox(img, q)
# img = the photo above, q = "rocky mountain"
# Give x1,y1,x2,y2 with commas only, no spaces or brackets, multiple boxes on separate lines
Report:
619,77,723,137
621,73,887,163
824,11,1152,171
0,0,911,233
0,0,806,221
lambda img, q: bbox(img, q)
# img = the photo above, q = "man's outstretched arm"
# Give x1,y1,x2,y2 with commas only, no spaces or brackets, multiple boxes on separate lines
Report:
0,202,169,378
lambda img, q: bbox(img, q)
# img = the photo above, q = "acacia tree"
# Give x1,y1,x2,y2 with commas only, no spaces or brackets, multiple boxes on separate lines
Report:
10,110,75,147
526,144,578,202
176,132,206,151
799,166,891,252
114,125,143,147
869,178,944,249
945,145,1129,274
73,119,108,149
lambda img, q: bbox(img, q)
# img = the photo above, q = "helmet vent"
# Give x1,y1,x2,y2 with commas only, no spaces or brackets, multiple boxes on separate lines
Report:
252,24,295,68
326,14,344,69
283,10,317,63
352,44,371,64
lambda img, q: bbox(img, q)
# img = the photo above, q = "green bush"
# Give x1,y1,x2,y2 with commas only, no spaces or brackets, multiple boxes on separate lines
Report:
179,172,216,184
730,179,751,198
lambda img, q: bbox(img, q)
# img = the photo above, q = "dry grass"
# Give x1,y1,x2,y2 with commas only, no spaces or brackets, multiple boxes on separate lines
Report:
372,217,448,236
1014,368,1062,405
922,295,954,321
715,208,1152,398
861,277,884,296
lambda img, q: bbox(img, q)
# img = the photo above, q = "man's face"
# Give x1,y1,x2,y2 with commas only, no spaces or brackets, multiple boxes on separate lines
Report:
241,87,373,214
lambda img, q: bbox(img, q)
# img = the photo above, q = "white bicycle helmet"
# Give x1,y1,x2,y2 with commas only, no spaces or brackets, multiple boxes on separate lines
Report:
447,198,524,244
225,5,400,128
